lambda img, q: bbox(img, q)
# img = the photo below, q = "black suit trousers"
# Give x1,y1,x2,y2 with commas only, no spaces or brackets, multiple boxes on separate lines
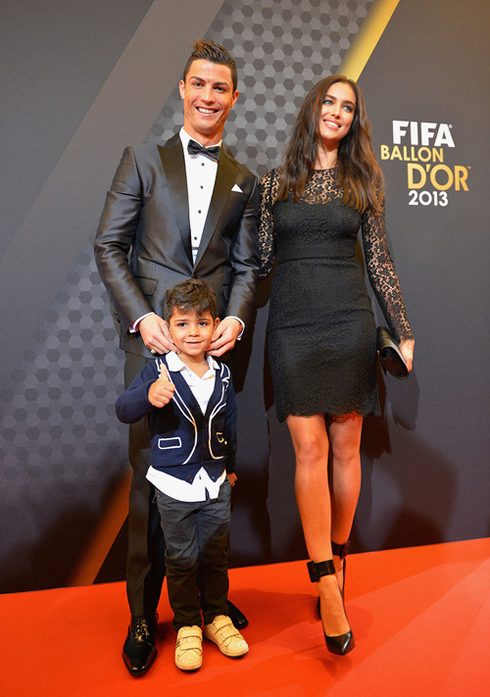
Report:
124,352,166,617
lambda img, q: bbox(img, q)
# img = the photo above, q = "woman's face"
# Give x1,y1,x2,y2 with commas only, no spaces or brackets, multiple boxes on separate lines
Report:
317,81,356,147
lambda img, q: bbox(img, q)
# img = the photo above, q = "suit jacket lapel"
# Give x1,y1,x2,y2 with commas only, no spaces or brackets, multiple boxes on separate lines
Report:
158,135,193,264
193,147,238,270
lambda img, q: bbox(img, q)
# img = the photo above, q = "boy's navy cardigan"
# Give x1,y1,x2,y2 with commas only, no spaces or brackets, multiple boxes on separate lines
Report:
115,355,237,483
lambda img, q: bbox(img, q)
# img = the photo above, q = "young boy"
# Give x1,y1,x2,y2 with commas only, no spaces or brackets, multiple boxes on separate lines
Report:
115,279,248,671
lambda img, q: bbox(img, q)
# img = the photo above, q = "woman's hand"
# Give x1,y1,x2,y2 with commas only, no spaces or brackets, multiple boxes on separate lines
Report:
399,338,415,372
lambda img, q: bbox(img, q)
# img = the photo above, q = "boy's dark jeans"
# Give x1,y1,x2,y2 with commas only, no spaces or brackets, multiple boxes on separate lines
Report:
155,477,231,631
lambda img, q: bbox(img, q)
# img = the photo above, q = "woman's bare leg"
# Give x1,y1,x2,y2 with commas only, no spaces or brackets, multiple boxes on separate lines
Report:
328,414,363,587
287,414,350,637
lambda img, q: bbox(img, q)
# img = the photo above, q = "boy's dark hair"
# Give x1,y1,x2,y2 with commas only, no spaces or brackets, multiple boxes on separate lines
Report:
182,38,237,92
163,279,218,322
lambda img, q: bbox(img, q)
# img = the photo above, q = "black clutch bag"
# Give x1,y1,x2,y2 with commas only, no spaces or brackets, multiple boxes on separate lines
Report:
376,326,408,380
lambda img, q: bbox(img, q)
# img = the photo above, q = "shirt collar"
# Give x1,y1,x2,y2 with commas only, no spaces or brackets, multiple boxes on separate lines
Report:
166,350,219,375
179,127,222,150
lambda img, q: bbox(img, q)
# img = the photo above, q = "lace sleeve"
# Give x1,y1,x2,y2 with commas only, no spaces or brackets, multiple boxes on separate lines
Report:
362,199,414,341
258,169,280,279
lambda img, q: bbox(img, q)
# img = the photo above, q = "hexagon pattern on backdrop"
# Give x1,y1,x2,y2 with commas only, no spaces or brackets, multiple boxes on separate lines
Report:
0,0,373,586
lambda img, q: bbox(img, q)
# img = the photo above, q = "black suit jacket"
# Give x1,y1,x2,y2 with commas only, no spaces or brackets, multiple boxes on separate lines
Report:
94,133,260,358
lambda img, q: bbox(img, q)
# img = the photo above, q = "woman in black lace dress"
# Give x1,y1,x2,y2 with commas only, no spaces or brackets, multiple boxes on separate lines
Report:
259,75,414,655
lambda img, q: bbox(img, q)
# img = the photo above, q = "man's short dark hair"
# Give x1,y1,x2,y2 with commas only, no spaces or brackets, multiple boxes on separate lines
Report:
163,279,218,322
182,38,237,92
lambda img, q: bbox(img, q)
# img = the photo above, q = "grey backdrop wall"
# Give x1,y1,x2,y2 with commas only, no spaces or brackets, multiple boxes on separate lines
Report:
1,0,488,593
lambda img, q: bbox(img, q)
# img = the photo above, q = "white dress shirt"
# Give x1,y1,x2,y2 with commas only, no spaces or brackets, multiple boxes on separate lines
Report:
179,127,219,263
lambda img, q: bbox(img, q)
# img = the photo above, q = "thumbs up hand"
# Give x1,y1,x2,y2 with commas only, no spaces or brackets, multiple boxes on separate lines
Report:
148,361,175,408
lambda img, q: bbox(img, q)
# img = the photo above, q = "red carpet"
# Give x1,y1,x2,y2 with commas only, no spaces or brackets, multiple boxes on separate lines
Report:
1,538,489,696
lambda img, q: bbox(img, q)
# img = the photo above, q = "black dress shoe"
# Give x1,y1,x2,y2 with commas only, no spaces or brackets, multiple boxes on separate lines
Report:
122,614,158,676
227,600,248,630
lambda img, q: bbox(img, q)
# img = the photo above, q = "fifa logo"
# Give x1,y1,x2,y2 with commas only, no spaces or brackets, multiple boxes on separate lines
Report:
392,121,455,148
380,120,470,205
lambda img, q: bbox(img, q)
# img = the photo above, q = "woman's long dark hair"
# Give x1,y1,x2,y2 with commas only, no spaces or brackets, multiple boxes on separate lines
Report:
277,75,384,213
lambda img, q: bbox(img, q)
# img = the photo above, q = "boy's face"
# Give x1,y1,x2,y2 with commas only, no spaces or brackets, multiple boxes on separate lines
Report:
167,308,219,358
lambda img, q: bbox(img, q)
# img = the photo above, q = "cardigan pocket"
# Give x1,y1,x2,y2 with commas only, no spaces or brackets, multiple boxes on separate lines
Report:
157,437,182,450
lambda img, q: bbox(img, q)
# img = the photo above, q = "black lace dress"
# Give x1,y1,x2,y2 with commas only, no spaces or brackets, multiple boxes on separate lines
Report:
259,168,413,422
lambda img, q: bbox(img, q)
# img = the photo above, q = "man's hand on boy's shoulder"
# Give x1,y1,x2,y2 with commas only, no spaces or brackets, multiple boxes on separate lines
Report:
207,317,241,357
139,314,176,355
148,363,175,408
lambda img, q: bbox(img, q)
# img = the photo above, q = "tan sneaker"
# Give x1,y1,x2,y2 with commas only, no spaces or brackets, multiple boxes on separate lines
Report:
175,625,202,671
203,615,249,658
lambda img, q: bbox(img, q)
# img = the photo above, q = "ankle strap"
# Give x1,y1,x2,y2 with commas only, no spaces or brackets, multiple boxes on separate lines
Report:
307,559,336,583
331,540,351,559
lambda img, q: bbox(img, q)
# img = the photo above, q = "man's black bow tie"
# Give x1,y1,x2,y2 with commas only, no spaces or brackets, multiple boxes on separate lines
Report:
187,139,220,162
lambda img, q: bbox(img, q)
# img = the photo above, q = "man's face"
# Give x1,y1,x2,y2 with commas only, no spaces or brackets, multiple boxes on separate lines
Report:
179,59,239,145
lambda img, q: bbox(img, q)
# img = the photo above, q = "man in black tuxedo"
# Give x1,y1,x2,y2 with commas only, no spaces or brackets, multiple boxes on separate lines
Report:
94,39,259,676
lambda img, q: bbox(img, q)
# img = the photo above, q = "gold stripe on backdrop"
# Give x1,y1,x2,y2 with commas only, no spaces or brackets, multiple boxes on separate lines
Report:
68,468,131,586
339,0,401,81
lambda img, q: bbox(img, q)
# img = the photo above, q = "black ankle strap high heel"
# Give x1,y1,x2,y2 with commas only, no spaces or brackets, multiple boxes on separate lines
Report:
332,539,351,597
307,559,355,656
316,539,351,618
